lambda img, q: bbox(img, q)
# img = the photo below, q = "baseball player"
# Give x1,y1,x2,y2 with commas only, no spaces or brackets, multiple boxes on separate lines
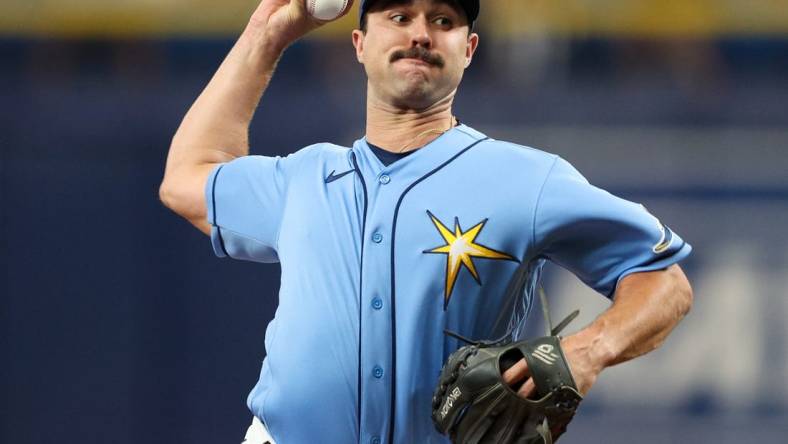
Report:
159,1,694,443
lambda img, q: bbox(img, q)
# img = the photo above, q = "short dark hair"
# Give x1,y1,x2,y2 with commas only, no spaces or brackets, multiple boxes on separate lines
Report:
359,0,471,34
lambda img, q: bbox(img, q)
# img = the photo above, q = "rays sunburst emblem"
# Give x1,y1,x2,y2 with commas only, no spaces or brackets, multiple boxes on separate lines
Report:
423,211,519,309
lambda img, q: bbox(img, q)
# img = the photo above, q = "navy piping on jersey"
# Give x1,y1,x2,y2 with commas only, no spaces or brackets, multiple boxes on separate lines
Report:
387,136,490,443
351,152,369,441
211,164,229,257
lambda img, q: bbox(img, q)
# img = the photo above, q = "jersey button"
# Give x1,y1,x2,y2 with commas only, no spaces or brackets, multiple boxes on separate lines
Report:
372,366,384,379
371,297,383,310
370,437,381,444
372,232,383,243
379,174,391,185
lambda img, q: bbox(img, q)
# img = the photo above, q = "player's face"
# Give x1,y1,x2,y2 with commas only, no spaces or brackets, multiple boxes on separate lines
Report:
352,0,479,110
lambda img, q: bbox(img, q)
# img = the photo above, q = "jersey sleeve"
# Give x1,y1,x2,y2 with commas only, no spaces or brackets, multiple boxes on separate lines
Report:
205,155,291,263
533,157,692,298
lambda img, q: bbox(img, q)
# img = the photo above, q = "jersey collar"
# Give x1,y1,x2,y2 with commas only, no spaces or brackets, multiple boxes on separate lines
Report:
351,124,488,184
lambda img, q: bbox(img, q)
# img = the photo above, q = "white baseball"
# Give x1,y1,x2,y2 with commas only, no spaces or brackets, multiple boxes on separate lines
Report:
306,0,351,21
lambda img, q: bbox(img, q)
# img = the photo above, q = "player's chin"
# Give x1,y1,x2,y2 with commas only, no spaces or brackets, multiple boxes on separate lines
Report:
390,81,439,109
392,64,435,84
398,72,434,91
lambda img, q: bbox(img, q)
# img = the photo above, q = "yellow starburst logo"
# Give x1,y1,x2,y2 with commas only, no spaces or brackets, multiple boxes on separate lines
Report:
423,211,518,309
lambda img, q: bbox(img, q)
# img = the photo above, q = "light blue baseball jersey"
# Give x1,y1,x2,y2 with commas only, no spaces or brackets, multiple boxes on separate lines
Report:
205,124,691,444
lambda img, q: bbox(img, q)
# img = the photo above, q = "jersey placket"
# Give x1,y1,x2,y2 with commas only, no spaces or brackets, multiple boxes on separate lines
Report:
355,145,400,444
353,128,489,444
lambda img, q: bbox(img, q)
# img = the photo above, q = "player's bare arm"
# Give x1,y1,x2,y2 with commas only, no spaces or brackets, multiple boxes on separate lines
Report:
503,263,693,397
159,0,343,234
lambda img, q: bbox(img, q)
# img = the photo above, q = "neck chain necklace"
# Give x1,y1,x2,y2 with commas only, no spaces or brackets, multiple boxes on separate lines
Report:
397,116,457,153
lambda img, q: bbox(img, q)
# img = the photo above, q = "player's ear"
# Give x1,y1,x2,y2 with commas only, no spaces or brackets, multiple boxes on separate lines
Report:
352,29,365,63
464,32,479,68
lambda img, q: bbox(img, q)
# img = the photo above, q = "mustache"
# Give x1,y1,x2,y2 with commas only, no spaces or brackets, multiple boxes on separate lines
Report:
390,47,445,68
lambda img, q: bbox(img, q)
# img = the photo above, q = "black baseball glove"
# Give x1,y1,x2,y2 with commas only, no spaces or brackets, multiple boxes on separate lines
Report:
432,259,583,444
431,333,582,444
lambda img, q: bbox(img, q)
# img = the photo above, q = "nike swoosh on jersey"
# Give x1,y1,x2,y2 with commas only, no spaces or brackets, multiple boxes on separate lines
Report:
325,169,356,183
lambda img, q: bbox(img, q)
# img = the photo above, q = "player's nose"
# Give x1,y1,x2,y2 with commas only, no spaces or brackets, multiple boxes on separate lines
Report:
409,15,432,48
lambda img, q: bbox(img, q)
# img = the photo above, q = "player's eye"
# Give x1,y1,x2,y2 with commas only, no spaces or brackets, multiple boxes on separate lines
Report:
391,14,408,23
433,17,452,26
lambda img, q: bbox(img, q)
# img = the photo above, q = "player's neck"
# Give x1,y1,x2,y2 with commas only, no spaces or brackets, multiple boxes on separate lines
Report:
365,95,457,154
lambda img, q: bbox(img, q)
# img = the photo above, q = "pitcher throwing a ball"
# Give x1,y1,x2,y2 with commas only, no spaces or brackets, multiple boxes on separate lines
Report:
160,1,694,443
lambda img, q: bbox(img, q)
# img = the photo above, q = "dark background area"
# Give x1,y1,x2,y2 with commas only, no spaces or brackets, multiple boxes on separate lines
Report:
3,28,788,444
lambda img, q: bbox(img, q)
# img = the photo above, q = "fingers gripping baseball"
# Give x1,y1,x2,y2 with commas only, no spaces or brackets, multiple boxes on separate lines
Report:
248,0,354,47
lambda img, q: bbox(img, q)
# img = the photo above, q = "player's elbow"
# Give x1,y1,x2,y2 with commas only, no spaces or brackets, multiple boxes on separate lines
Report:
648,268,693,355
158,178,180,214
678,281,693,318
159,177,187,219
668,264,693,320
158,167,206,223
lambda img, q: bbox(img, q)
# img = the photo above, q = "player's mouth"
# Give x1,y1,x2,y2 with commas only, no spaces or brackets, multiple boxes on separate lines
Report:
398,58,432,67
390,47,444,68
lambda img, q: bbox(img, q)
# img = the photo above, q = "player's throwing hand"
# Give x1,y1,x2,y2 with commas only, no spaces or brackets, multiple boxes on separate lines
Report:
248,0,354,49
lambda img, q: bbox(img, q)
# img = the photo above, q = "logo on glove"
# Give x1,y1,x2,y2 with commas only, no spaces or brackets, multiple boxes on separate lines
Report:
439,387,463,419
532,344,559,366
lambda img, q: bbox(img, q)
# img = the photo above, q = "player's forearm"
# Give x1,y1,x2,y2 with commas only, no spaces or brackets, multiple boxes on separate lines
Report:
566,264,693,373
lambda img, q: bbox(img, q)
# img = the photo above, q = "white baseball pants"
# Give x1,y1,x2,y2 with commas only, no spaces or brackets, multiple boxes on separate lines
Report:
241,416,277,444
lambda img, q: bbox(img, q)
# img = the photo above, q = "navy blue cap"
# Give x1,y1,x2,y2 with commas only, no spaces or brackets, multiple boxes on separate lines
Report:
359,0,479,28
